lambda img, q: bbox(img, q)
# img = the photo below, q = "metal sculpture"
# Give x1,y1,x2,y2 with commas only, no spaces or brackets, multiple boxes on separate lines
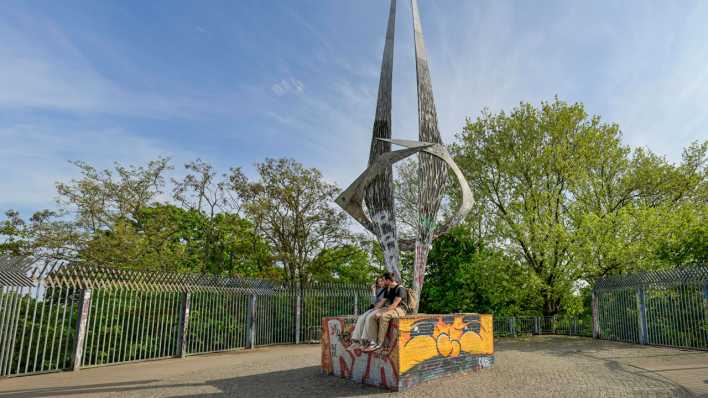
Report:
336,0,473,311
364,0,400,281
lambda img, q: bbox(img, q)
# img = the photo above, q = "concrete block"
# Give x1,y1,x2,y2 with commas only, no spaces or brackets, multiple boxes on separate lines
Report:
321,313,495,391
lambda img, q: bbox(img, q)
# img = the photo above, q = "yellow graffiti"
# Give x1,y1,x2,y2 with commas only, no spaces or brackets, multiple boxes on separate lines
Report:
398,314,494,374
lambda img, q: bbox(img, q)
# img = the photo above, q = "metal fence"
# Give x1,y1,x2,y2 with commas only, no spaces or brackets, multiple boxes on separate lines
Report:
0,258,368,378
493,316,592,337
593,266,708,350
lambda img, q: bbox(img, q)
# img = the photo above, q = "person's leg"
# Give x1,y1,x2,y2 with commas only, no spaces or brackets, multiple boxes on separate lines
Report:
351,309,372,342
376,307,406,347
363,308,383,344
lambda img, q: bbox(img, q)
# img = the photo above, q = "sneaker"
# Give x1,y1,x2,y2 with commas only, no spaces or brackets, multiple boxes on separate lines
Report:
363,342,381,352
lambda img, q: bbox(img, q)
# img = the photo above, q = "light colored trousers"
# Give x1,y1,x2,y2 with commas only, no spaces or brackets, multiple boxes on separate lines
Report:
351,308,379,342
375,307,406,344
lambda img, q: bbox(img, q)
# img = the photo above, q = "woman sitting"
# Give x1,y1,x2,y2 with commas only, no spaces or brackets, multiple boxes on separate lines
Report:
350,276,386,348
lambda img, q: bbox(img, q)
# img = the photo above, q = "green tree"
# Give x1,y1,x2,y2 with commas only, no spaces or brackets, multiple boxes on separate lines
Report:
454,98,707,315
307,244,378,284
419,226,541,316
228,158,350,285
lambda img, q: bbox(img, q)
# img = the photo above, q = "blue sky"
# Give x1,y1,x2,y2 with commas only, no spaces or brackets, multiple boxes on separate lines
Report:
2,0,707,216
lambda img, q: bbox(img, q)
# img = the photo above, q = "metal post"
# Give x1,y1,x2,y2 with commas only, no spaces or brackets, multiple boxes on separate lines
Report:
295,289,301,345
177,292,190,358
246,294,257,349
636,287,648,345
534,317,540,335
353,294,359,316
592,290,600,339
703,283,708,321
72,288,92,371
572,318,577,336
508,317,515,336
552,315,556,334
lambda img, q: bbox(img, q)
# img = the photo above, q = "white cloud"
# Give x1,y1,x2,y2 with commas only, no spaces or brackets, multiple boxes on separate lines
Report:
0,9,233,119
271,78,305,97
0,123,196,211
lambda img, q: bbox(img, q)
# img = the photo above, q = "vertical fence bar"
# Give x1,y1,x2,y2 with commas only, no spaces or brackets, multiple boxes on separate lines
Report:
592,289,599,339
699,283,707,349
295,288,301,345
636,287,648,345
534,316,539,335
178,292,190,358
246,294,256,349
72,289,92,371
353,294,358,317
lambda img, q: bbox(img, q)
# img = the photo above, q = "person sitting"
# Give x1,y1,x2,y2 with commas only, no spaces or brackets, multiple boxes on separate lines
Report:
363,272,410,352
350,276,386,348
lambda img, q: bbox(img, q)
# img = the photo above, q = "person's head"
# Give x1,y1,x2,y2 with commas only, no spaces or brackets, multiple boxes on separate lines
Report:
381,272,398,287
374,276,385,288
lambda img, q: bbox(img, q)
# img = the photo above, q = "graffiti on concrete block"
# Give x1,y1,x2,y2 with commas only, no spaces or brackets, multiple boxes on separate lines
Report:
322,313,494,391
322,317,399,388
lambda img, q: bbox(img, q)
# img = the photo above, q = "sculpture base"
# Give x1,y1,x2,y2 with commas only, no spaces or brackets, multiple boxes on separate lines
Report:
321,313,494,391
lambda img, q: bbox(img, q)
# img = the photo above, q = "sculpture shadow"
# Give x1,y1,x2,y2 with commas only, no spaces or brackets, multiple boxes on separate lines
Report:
0,380,164,398
179,366,386,398
0,368,386,398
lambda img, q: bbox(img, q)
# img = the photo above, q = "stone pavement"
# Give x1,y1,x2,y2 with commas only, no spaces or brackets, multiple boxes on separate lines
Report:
0,336,706,398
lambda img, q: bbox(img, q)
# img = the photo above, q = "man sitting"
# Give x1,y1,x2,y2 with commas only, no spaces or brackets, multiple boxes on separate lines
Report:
363,272,410,352
350,276,386,348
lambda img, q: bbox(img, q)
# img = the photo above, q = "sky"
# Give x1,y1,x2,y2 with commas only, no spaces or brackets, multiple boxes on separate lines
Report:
1,0,707,216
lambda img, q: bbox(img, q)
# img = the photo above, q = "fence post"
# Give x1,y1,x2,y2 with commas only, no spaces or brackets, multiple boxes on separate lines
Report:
552,315,556,334
295,289,301,345
534,317,540,335
572,318,577,336
636,287,648,345
353,294,358,316
71,288,92,371
246,294,257,349
177,292,190,358
592,289,600,339
703,283,708,322
508,317,516,336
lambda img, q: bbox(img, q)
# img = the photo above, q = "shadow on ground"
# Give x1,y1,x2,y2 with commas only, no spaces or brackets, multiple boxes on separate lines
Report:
180,366,386,398
0,368,386,398
0,380,164,398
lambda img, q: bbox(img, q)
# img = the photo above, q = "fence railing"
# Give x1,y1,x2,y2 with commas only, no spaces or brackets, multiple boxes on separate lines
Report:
493,316,592,337
4,257,706,378
593,266,708,350
0,258,368,378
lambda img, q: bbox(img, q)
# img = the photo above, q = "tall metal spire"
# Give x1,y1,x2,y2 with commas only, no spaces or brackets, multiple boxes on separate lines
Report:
365,0,401,280
411,0,447,293
335,1,474,310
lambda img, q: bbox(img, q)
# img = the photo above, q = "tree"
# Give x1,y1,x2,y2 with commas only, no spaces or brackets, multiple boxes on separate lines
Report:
1,158,275,277
171,159,271,275
307,244,379,284
228,158,350,285
454,98,707,315
0,209,77,260
420,226,541,316
570,140,707,276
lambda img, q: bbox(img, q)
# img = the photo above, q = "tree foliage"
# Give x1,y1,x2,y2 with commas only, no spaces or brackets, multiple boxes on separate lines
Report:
420,226,541,316
229,158,351,285
1,98,704,317
453,98,706,315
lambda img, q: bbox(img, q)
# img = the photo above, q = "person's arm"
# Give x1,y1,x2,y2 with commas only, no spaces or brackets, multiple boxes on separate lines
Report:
387,287,404,311
388,296,402,310
373,296,386,309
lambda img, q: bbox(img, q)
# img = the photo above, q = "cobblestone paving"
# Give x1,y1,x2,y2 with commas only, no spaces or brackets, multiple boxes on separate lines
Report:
0,336,705,398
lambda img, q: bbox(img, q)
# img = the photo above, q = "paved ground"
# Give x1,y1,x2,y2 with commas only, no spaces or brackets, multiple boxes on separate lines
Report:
0,336,706,398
